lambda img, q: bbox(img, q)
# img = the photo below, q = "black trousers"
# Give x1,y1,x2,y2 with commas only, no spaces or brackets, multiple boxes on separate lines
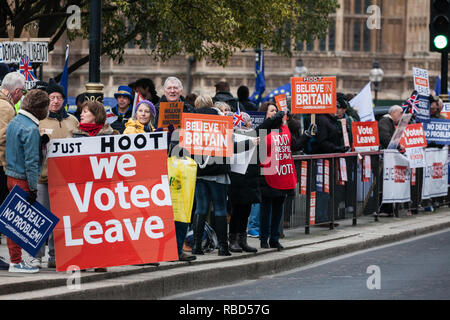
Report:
0,166,8,204
229,203,252,234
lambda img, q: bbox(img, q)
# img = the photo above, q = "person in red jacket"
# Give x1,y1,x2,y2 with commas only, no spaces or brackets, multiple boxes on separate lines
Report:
257,102,311,250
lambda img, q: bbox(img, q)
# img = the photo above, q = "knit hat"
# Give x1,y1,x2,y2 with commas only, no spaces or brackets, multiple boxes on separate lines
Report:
114,85,133,101
46,78,65,98
135,100,156,118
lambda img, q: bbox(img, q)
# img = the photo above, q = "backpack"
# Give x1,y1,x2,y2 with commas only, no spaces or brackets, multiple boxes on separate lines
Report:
185,222,218,253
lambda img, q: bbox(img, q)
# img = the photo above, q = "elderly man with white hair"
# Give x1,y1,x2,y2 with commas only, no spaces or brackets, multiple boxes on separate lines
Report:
154,76,195,126
0,72,26,204
378,105,403,150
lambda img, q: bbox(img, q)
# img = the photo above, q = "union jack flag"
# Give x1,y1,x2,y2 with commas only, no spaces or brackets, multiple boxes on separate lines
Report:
233,105,245,127
402,93,420,114
19,55,37,82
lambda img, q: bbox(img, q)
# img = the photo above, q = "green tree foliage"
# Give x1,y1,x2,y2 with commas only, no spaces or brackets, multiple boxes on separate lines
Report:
1,0,339,74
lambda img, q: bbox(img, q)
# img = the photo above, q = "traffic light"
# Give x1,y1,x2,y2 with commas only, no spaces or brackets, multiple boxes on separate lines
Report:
430,0,450,52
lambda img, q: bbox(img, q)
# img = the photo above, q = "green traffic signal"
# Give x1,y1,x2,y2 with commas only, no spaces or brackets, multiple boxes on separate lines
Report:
434,35,449,49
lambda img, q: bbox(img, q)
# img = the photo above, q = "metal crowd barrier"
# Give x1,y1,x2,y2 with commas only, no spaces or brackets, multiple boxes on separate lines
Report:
285,151,382,234
284,150,450,234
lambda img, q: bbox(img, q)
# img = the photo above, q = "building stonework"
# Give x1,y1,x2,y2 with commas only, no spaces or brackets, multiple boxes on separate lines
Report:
44,0,442,103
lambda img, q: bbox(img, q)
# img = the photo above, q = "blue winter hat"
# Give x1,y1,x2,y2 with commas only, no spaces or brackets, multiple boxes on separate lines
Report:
114,85,133,101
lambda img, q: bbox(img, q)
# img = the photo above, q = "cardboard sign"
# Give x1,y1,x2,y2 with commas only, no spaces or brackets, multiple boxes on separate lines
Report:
387,113,412,149
423,118,450,145
0,41,48,63
0,185,59,257
413,67,430,96
400,123,427,149
157,102,184,128
352,121,379,151
47,132,178,271
274,94,288,111
179,113,233,157
291,76,337,114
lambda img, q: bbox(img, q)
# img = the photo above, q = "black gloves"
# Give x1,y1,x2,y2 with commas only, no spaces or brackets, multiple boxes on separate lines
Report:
335,145,350,153
27,190,38,205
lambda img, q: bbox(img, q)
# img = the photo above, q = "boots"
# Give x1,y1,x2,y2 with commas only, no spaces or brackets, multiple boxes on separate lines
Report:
228,233,243,253
215,216,231,256
192,214,206,255
238,232,258,253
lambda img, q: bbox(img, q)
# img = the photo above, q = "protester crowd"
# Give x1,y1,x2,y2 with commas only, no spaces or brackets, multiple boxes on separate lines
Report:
0,66,447,274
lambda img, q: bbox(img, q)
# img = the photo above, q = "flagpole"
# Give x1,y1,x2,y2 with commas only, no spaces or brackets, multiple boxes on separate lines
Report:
85,0,104,103
440,52,449,103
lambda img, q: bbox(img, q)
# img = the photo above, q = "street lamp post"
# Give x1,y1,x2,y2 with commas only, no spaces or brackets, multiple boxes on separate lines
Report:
85,0,104,103
369,60,384,107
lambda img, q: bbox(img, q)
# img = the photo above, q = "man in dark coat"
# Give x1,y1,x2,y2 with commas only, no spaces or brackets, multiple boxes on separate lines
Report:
378,105,403,149
212,81,238,112
154,76,194,126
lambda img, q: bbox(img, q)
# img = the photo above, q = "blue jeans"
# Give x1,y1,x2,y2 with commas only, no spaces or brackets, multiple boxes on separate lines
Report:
247,203,260,232
259,196,285,244
194,179,228,217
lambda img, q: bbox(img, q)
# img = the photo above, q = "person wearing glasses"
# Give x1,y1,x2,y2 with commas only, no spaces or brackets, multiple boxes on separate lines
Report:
0,72,26,206
30,79,79,269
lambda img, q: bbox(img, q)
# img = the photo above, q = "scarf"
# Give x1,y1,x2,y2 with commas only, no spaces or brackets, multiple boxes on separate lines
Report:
79,123,103,137
48,108,69,122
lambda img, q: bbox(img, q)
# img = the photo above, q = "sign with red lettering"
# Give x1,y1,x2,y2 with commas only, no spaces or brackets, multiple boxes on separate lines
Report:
400,123,427,149
47,132,178,271
291,76,337,114
300,161,307,195
351,121,379,151
179,113,233,157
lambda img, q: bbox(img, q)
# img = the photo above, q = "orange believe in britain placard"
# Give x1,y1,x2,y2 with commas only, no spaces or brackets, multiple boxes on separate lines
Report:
291,76,337,114
47,132,178,271
351,121,380,151
179,113,233,157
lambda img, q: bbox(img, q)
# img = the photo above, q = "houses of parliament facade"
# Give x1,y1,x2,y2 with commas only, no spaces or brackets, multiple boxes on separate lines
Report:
45,0,442,104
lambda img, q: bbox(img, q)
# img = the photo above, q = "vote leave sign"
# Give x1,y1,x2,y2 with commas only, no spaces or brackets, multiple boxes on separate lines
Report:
399,123,427,149
291,76,337,114
351,121,379,151
47,132,178,271
179,113,233,157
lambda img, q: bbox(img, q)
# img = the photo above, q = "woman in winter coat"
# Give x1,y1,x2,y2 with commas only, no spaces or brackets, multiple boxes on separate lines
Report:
191,97,258,257
227,112,260,253
72,100,119,138
257,101,310,250
123,100,156,134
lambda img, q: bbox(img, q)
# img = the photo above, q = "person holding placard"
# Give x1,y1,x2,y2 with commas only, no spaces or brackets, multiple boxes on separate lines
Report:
123,100,156,134
5,89,49,273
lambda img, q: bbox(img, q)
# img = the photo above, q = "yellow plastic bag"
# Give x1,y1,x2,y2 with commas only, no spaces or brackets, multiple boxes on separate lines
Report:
167,156,197,223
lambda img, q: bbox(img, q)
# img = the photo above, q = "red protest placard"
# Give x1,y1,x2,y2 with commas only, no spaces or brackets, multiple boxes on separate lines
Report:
179,113,233,157
351,121,380,151
291,76,337,114
399,123,427,149
47,133,178,272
